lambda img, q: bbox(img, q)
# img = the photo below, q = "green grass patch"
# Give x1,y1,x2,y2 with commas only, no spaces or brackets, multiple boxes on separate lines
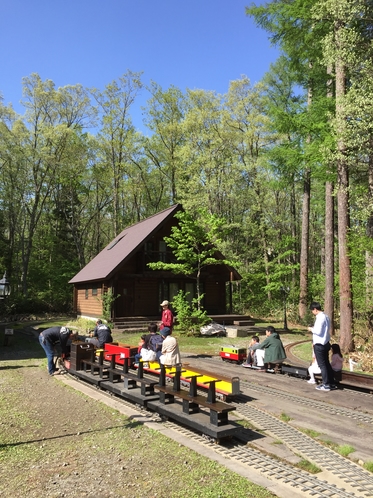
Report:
237,420,258,431
296,459,321,474
291,341,313,362
364,461,373,473
299,428,322,438
337,444,355,457
280,412,291,422
26,317,310,358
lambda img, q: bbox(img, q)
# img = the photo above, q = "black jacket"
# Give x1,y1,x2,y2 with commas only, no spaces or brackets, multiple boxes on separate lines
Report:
41,326,70,354
93,324,113,348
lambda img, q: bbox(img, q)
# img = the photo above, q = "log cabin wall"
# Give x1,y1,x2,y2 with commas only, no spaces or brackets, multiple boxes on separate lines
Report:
204,279,226,314
75,284,103,318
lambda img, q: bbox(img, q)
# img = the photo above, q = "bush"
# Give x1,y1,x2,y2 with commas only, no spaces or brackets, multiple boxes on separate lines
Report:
172,291,210,336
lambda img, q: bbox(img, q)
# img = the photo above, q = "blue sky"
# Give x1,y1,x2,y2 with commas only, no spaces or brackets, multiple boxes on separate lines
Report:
2,0,278,131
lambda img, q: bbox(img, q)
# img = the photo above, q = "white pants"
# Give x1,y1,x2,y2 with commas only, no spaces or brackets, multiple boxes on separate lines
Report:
308,363,321,382
255,350,286,367
256,349,265,367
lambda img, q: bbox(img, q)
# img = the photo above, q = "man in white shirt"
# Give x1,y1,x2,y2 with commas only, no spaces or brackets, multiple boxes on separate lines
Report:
308,302,336,391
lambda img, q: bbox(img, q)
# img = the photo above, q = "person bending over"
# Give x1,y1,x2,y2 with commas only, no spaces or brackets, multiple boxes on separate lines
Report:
39,326,77,376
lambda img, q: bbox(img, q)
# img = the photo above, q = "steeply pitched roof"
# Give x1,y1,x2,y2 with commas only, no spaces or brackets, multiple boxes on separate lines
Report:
69,204,182,284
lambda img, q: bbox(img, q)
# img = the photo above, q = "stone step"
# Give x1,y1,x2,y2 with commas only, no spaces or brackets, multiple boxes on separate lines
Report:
233,320,255,326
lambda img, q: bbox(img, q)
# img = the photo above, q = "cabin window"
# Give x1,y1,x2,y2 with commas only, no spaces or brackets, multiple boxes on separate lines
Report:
159,240,167,262
185,283,195,304
85,288,88,299
185,282,204,305
169,283,180,301
92,286,98,296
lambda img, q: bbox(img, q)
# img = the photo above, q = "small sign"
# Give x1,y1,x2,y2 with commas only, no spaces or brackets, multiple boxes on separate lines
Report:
4,329,13,335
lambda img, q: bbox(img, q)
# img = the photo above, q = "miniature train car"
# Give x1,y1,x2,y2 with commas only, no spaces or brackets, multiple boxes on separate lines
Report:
220,346,247,364
67,341,240,400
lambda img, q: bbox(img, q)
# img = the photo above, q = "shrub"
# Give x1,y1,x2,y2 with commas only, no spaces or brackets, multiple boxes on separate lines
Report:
172,290,210,336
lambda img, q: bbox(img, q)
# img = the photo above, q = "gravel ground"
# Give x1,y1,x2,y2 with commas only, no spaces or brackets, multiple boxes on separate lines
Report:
0,329,275,498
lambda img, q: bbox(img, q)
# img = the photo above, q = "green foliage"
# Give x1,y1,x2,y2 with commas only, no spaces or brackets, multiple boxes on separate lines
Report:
299,428,321,438
99,289,120,324
148,210,235,310
171,290,210,336
296,459,321,474
337,445,355,457
280,412,291,422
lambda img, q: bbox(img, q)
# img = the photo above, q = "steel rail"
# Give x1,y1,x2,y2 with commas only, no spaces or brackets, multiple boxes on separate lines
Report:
284,341,373,392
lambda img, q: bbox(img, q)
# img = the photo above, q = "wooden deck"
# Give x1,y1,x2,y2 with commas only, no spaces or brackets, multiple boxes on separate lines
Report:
113,314,254,332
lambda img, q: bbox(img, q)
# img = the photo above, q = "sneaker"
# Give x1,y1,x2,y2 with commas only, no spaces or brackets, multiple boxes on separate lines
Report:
316,384,330,391
330,384,338,390
51,370,61,376
307,379,316,384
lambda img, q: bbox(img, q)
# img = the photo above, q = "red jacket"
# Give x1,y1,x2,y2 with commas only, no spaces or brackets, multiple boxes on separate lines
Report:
160,308,174,331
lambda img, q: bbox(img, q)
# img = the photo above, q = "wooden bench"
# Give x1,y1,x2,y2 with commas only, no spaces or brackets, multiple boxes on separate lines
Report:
154,366,236,426
81,350,110,378
106,355,159,396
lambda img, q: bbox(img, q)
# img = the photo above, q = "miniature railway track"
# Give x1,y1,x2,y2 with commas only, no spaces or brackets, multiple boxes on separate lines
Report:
66,371,373,498
163,419,371,498
284,341,373,393
284,340,311,366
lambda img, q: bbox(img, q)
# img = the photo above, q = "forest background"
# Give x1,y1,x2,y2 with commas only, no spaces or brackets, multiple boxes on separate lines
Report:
1,0,373,354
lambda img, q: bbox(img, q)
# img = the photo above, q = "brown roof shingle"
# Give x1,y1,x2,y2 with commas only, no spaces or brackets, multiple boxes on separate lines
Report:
69,204,181,284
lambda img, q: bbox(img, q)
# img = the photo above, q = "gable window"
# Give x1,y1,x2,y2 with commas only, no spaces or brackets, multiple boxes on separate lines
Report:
107,235,125,250
159,241,167,262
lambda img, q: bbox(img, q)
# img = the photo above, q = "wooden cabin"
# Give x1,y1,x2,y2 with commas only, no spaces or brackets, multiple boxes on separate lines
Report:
69,204,241,323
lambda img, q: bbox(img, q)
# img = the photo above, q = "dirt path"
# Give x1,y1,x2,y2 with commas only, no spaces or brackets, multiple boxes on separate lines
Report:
0,337,275,498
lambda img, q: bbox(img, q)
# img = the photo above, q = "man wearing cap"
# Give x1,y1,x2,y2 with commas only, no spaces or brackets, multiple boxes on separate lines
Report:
39,326,76,376
159,300,174,335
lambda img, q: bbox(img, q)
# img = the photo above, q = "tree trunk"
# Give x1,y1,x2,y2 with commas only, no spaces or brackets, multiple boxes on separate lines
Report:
335,54,354,352
299,169,310,319
324,180,335,335
366,144,373,332
299,85,312,320
324,66,335,335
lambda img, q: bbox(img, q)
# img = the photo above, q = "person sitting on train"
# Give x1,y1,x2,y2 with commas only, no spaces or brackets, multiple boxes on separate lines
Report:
308,346,321,384
145,322,164,360
243,336,261,366
136,325,158,364
87,319,113,349
255,326,286,371
158,328,181,366
330,343,343,383
134,334,147,364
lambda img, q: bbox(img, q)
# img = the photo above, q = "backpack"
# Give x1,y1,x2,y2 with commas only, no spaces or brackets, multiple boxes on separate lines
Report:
149,333,163,352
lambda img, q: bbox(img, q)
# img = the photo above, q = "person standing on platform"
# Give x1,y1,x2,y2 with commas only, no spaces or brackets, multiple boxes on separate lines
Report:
159,300,174,335
308,302,336,391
